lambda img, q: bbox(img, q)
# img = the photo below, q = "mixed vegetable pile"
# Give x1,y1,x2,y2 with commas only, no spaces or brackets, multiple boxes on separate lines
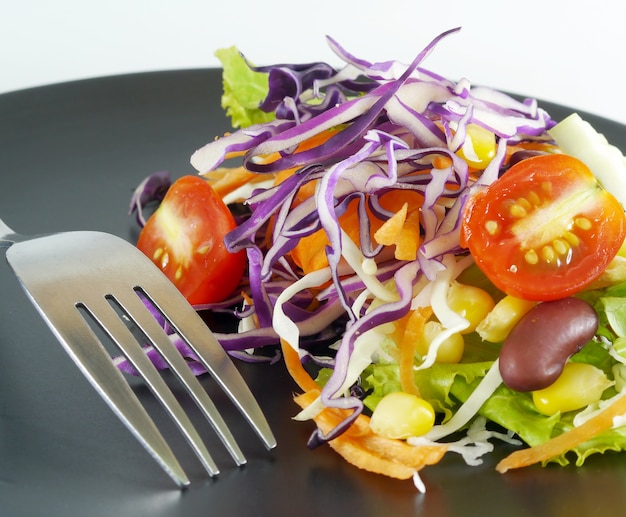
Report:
121,28,626,490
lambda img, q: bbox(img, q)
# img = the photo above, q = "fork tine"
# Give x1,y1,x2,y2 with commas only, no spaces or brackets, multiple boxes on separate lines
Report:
27,297,191,487
141,286,277,451
80,295,221,477
110,288,247,466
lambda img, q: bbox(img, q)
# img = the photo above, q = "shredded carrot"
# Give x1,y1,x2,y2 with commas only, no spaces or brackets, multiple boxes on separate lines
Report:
398,308,433,396
296,193,426,273
377,189,423,212
202,128,341,203
281,338,320,392
273,167,317,204
373,202,408,245
200,166,265,198
394,209,421,261
262,127,342,174
496,393,626,473
241,291,260,329
290,197,365,274
289,186,428,274
376,190,423,261
432,155,453,170
282,339,447,480
294,126,343,153
294,389,448,479
290,227,334,274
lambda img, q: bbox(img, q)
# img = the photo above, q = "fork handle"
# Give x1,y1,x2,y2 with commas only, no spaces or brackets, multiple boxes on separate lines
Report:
0,216,22,248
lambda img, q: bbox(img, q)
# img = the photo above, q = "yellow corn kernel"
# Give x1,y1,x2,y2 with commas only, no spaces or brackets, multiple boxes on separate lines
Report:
447,282,495,334
475,295,537,343
417,320,465,364
532,362,612,416
369,392,435,439
456,124,497,169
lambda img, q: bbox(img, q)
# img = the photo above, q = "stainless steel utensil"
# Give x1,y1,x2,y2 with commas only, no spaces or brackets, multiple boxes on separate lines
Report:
0,217,276,487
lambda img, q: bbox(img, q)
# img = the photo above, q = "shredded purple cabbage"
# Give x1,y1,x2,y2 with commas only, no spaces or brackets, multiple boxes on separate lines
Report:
128,170,171,227
121,28,558,447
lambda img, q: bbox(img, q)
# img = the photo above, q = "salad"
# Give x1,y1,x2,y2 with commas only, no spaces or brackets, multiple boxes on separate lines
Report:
120,27,626,491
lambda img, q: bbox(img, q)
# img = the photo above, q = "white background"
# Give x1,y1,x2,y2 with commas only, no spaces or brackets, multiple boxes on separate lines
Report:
1,0,625,125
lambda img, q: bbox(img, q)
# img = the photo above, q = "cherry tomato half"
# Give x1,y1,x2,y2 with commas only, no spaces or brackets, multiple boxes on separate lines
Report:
137,175,246,304
460,154,625,301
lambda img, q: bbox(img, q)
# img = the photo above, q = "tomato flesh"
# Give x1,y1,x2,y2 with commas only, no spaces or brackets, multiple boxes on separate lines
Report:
137,175,246,304
461,154,625,301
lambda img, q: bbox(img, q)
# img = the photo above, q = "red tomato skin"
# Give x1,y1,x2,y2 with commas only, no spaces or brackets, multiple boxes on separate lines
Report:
137,175,246,304
461,154,625,301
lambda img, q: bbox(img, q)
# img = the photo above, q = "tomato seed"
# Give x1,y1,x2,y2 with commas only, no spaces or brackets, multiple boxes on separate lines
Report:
524,249,539,264
541,245,556,263
575,217,592,231
509,203,527,218
563,231,580,246
553,239,569,255
485,220,499,235
527,191,541,206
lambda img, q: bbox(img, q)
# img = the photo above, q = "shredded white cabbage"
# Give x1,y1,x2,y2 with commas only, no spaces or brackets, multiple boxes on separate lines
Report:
413,254,470,371
410,416,521,467
424,359,503,441
573,390,625,428
340,228,398,302
412,471,426,493
293,327,389,422
293,394,325,421
273,267,332,350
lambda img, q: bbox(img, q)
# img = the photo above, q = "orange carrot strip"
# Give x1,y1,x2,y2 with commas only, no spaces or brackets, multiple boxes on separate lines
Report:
398,308,433,396
373,202,408,246
200,166,264,198
280,339,320,392
283,339,448,480
279,347,371,438
294,390,447,480
269,133,333,203
241,292,260,329
290,197,364,275
394,209,421,261
398,312,420,396
273,167,315,205
359,433,448,468
432,155,453,170
290,227,334,274
253,127,341,173
496,393,626,473
331,440,421,479
294,127,342,152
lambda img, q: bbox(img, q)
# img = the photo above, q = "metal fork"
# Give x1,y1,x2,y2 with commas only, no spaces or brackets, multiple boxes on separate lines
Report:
0,217,276,487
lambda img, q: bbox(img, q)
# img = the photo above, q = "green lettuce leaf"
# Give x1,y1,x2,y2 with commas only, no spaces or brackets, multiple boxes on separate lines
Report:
362,352,626,467
450,372,560,446
545,412,626,467
362,361,493,421
600,296,626,338
580,280,626,360
324,278,626,468
214,46,275,128
476,381,626,466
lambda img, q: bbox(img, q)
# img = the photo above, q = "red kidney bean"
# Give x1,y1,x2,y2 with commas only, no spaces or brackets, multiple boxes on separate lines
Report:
498,297,598,392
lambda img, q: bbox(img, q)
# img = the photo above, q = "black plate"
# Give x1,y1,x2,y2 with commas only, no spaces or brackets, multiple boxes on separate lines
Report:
2,70,626,517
